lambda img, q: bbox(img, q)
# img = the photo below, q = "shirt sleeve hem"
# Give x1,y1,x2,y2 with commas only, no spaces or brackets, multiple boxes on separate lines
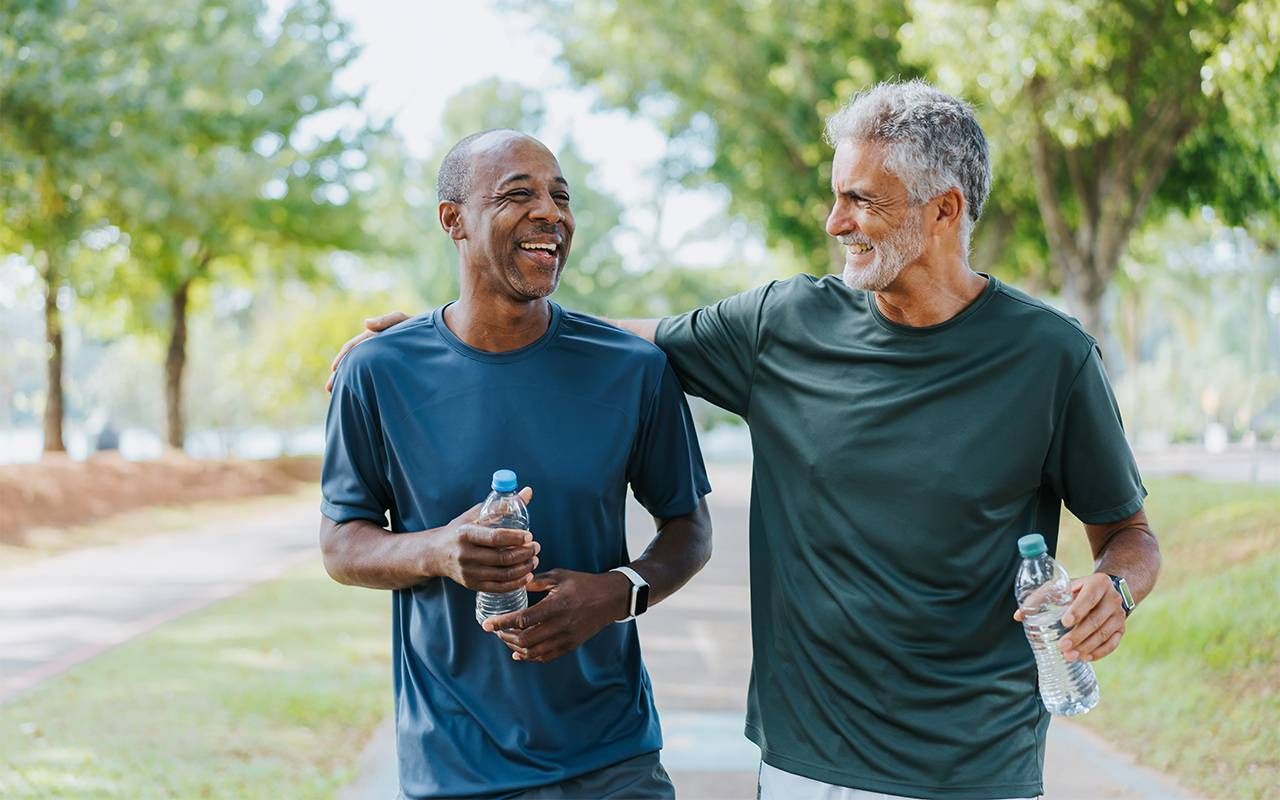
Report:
653,315,676,349
640,483,712,520
320,499,388,526
1069,487,1148,525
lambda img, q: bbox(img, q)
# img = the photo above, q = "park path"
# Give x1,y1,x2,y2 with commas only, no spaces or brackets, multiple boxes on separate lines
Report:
0,495,318,705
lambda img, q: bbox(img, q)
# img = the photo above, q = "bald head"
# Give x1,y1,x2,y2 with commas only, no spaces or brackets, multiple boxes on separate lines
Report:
436,129,549,205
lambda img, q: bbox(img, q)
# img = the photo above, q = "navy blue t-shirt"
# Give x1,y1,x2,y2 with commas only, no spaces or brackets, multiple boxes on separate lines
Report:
322,302,711,799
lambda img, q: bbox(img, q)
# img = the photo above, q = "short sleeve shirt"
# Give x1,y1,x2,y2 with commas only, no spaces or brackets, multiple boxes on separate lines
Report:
323,302,711,799
657,274,1146,799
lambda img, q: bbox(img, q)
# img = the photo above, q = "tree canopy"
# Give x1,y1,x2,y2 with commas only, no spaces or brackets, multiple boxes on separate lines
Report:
518,0,1280,334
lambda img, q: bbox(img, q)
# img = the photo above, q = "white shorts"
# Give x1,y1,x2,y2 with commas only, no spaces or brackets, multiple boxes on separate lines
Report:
757,761,1039,800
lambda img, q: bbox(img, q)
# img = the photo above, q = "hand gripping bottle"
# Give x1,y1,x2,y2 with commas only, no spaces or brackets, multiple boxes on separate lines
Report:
1014,533,1100,716
475,469,530,624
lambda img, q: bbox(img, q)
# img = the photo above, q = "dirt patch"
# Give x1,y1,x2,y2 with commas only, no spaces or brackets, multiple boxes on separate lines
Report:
0,453,321,544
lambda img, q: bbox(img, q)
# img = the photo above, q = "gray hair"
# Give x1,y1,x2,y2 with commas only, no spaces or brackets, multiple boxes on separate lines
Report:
436,129,521,204
824,79,991,247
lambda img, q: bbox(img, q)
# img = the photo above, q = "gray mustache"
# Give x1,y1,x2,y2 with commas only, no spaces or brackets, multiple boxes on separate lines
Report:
838,236,873,247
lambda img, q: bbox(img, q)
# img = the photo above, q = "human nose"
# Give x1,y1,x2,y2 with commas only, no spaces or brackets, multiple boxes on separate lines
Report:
529,191,562,224
825,201,852,239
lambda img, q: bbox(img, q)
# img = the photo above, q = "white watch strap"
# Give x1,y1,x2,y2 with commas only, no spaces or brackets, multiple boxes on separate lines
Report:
610,566,647,622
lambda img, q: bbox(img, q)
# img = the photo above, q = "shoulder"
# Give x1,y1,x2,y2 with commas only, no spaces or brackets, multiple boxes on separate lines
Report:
336,312,438,388
700,273,842,322
987,278,1097,363
756,273,871,330
558,307,671,369
763,273,857,309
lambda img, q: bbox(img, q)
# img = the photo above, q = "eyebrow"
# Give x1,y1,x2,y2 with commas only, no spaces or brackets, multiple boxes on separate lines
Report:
835,184,872,201
497,174,570,189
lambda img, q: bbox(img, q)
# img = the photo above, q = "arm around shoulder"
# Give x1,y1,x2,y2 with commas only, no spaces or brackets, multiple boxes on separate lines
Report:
604,317,663,344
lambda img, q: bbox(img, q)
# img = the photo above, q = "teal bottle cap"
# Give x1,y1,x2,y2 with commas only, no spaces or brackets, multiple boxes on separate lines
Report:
491,469,517,492
1018,533,1047,558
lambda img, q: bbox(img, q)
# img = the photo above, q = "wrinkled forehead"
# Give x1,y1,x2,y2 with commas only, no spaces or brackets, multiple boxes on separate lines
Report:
469,132,565,190
830,139,900,192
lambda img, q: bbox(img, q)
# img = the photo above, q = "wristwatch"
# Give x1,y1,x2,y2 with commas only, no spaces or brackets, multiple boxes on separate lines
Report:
610,566,650,622
1107,574,1136,616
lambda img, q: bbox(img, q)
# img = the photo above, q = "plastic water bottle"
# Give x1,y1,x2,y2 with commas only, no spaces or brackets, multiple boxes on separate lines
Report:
475,469,530,624
1014,533,1100,716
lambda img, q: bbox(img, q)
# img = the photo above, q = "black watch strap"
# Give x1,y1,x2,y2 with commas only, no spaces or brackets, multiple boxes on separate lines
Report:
1108,574,1136,616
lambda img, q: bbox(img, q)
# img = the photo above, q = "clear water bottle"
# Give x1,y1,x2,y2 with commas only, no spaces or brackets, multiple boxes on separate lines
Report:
475,469,530,624
1014,533,1100,716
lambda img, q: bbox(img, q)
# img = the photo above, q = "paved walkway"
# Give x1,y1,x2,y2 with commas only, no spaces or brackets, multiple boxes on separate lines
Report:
1136,445,1280,484
0,497,318,705
340,462,1200,800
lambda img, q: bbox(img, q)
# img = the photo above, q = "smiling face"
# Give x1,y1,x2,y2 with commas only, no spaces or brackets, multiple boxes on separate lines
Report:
449,132,575,301
824,139,929,292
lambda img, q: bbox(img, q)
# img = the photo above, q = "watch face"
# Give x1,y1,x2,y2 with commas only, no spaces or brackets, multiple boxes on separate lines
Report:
634,583,651,615
1112,576,1135,610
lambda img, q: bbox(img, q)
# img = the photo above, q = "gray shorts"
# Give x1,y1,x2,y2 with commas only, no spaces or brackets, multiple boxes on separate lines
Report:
504,751,674,800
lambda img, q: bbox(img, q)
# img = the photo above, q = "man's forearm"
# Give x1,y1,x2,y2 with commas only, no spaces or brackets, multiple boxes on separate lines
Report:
604,318,662,344
320,515,433,590
626,497,713,611
1092,520,1161,604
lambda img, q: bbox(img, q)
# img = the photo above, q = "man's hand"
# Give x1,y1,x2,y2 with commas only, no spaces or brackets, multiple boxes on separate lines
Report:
481,568,630,663
427,487,540,592
326,311,411,392
1013,572,1126,662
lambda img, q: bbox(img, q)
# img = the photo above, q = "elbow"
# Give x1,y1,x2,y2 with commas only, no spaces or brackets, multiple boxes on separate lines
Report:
697,538,713,575
318,517,354,585
1147,530,1163,583
694,501,713,571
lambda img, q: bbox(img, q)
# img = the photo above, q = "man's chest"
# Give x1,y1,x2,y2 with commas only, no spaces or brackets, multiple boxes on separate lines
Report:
752,346,1060,510
375,383,639,527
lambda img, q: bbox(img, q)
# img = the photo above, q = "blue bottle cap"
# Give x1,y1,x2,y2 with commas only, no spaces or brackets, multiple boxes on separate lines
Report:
1018,533,1047,558
491,469,518,492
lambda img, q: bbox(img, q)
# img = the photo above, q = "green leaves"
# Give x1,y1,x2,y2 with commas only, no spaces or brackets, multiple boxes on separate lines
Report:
515,0,1278,335
514,0,918,273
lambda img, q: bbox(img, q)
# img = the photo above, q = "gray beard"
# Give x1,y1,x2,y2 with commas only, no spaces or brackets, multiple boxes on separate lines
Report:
841,216,926,292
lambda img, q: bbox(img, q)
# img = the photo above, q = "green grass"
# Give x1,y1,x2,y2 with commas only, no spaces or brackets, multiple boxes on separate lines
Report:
1055,477,1280,800
0,562,392,799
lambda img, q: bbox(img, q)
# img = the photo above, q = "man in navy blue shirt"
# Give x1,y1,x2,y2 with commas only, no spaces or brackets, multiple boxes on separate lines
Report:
320,129,712,800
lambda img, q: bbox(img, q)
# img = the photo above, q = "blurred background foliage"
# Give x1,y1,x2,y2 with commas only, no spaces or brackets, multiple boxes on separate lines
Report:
1,0,1278,459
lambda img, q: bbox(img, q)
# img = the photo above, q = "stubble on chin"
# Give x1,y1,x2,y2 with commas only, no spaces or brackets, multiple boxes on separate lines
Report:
504,261,561,300
840,218,925,292
841,260,898,292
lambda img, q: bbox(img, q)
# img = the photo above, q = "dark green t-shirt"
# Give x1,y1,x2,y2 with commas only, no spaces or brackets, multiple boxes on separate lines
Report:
656,274,1146,799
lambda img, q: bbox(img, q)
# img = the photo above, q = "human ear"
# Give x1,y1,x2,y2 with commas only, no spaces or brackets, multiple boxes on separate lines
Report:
439,202,466,241
931,188,965,237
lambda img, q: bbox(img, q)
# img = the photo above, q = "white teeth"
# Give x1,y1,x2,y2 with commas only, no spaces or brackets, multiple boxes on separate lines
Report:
848,243,872,254
521,242,556,251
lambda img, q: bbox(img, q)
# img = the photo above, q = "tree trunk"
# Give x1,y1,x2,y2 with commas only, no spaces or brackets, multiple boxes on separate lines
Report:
1024,66,1202,344
40,251,66,453
164,279,191,451
1058,256,1109,338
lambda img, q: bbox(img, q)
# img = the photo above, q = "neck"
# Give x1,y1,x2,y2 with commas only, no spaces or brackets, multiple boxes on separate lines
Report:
445,277,552,352
872,254,988,327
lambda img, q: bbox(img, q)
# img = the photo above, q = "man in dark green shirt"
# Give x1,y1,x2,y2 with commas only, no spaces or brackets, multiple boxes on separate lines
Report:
332,80,1161,799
